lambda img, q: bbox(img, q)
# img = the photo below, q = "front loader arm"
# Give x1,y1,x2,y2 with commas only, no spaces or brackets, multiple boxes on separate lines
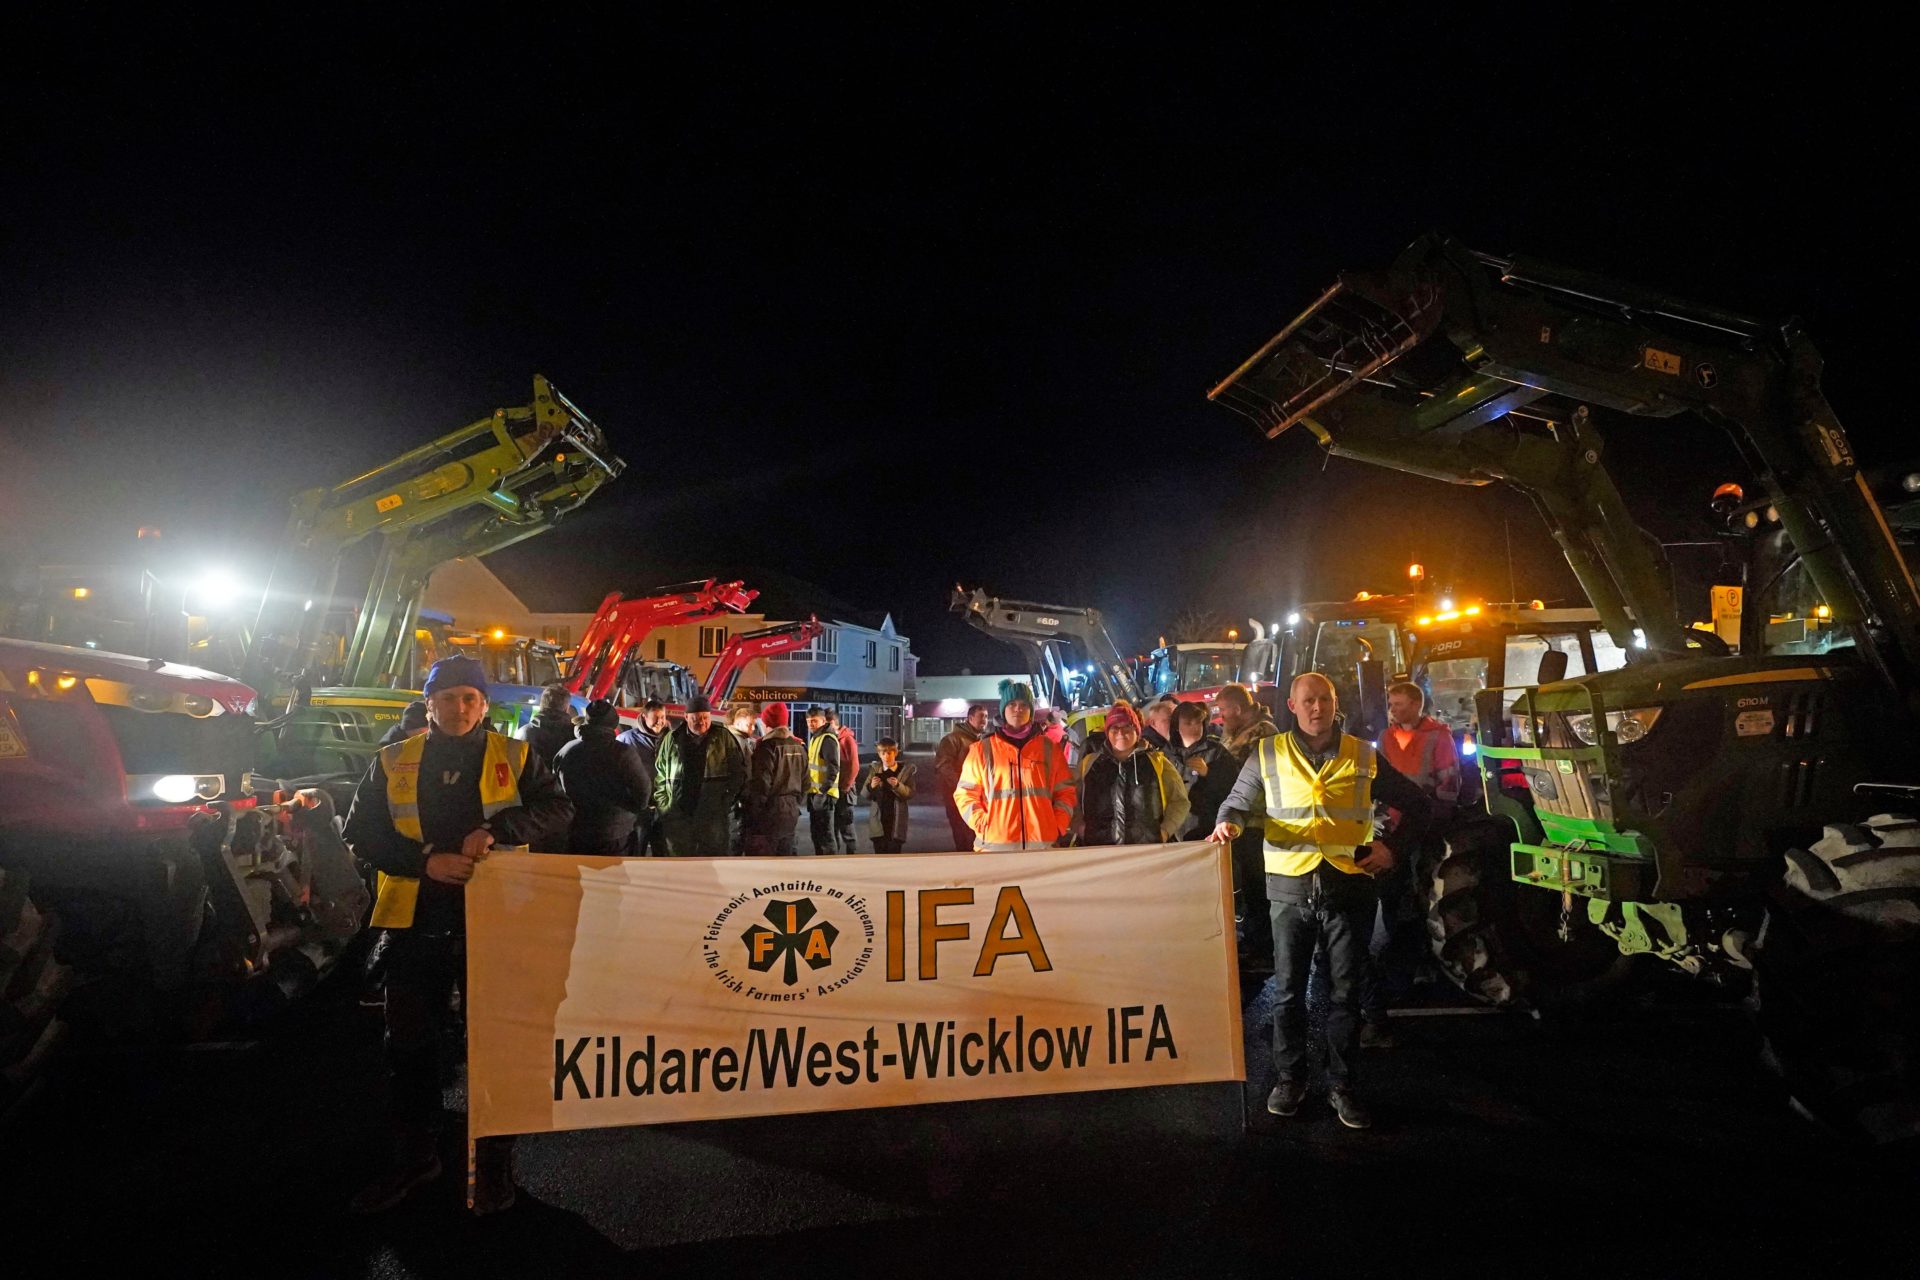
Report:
244,376,624,693
950,586,1144,707
562,580,759,703
703,617,824,703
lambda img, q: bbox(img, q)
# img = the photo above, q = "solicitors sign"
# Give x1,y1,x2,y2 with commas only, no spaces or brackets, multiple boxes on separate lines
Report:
465,843,1243,1137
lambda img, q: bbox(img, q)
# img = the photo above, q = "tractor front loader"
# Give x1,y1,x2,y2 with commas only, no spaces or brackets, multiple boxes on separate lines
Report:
1212,235,1920,1141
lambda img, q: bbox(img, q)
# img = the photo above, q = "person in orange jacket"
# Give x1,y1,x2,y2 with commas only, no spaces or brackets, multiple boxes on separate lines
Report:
954,680,1077,850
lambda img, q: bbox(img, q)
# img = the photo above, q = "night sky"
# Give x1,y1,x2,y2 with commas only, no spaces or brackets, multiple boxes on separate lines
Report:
3,14,1907,671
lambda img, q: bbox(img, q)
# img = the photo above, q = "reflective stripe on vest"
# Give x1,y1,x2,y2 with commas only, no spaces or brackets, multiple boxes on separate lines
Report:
1255,733,1377,877
807,733,839,799
370,731,529,929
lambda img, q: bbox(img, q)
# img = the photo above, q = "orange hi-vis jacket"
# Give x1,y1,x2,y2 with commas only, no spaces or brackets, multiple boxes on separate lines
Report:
1379,714,1461,806
954,728,1077,848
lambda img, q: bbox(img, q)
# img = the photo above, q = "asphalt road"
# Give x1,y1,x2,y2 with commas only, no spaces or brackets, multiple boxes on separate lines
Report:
4,794,1914,1277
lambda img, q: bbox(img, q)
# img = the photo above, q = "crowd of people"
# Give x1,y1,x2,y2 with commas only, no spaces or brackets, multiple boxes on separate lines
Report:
341,655,1463,1214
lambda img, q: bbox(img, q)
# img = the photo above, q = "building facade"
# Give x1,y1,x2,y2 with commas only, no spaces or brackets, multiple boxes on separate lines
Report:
907,672,1026,746
422,558,597,650
647,612,915,752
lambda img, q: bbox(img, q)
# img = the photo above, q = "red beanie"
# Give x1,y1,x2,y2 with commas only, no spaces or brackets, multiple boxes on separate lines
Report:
760,701,789,728
1105,701,1140,733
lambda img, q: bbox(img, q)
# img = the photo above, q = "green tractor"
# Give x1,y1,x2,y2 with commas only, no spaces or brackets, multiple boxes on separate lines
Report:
1211,235,1920,1142
244,376,623,777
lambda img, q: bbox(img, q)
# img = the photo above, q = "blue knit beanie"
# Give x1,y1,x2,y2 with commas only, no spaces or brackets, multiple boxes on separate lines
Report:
423,655,490,699
999,679,1035,711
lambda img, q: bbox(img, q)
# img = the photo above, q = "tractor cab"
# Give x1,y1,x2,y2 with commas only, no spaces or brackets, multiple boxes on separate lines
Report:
1137,641,1245,701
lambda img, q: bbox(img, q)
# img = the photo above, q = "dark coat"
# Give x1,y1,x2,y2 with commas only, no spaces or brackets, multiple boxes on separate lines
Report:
934,724,980,798
745,728,808,844
860,760,916,840
516,710,576,766
554,724,653,855
655,722,749,856
617,721,667,776
342,724,573,932
1165,734,1237,837
1074,748,1189,847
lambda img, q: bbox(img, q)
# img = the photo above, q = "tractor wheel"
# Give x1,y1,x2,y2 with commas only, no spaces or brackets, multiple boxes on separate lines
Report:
0,864,71,1124
1425,818,1634,1008
1754,814,1920,1145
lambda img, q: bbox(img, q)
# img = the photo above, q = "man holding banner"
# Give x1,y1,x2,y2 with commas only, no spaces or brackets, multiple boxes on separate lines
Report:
1209,671,1428,1130
342,655,573,1216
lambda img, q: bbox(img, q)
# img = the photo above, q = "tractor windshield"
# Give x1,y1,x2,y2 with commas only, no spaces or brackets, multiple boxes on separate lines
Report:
1418,628,1630,732
1757,557,1853,657
1310,619,1405,711
1178,647,1241,691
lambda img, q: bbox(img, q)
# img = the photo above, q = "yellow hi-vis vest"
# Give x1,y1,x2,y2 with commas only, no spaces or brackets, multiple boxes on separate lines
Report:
1254,732,1377,877
369,730,529,929
806,732,839,799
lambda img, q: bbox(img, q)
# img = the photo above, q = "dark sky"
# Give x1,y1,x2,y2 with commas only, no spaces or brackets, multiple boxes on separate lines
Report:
3,14,1909,671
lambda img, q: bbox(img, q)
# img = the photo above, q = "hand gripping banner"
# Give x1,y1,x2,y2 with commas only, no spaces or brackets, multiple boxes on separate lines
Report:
464,843,1243,1138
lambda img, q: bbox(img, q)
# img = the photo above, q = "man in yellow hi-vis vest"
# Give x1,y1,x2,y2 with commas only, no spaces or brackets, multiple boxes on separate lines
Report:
342,656,571,1216
803,705,841,855
1209,672,1429,1130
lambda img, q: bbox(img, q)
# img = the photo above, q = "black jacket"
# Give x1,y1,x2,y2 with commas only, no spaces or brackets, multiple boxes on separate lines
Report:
517,709,576,766
1165,734,1237,837
1076,748,1185,846
746,729,808,807
342,724,573,931
554,724,653,855
375,723,421,749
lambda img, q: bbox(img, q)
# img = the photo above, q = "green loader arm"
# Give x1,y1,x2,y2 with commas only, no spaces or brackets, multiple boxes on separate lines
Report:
243,376,623,695
1209,235,1920,695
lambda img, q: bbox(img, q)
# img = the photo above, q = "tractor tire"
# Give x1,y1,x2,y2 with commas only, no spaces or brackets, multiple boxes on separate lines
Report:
1754,813,1920,1145
1425,818,1634,1009
0,864,70,1125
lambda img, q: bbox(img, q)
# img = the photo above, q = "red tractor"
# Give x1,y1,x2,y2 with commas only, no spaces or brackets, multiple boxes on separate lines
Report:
0,639,367,1106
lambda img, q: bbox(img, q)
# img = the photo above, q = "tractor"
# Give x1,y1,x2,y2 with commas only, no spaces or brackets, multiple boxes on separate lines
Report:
1211,235,1920,1141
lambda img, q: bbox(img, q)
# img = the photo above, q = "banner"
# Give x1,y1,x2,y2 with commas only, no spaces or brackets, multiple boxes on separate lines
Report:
465,843,1243,1139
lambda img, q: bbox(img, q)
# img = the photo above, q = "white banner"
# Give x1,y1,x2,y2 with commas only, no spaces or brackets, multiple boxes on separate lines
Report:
465,843,1243,1138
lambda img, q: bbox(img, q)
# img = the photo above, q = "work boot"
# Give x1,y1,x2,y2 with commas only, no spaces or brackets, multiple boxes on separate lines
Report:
1359,1019,1396,1050
1329,1089,1373,1130
1266,1079,1306,1117
469,1139,518,1216
348,1128,443,1215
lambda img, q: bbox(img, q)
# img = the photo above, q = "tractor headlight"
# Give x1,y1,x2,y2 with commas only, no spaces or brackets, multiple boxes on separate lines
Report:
149,774,225,803
1510,716,1536,745
1567,708,1664,746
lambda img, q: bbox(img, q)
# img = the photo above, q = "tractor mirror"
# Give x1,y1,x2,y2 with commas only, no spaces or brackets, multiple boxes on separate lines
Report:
1536,649,1570,685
